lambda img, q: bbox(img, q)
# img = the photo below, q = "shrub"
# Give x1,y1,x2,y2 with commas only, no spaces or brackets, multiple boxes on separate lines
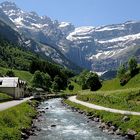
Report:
31,70,51,91
120,72,131,86
6,70,15,77
117,64,127,79
85,72,102,91
128,57,137,73
68,85,74,91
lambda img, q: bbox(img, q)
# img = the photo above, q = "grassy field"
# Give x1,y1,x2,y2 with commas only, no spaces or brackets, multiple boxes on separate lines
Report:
62,80,82,95
0,67,33,85
0,100,37,140
64,99,140,140
0,93,13,103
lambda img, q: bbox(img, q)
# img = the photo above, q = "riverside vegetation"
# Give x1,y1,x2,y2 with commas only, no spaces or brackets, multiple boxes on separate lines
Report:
0,100,38,140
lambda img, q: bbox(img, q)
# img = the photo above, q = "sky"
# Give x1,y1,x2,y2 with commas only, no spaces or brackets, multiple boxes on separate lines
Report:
0,0,140,27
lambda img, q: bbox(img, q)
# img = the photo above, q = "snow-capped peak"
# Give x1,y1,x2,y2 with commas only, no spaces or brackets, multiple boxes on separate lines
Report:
1,1,19,11
1,1,140,72
59,22,71,28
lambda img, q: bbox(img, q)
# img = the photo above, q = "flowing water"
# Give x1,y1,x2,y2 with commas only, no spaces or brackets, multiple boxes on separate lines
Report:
29,98,124,140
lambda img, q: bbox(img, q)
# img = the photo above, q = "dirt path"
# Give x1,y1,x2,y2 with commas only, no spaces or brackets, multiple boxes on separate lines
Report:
0,96,33,111
69,96,140,116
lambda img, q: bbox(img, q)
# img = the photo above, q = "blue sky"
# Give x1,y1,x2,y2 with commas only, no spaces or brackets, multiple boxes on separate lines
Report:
0,0,140,27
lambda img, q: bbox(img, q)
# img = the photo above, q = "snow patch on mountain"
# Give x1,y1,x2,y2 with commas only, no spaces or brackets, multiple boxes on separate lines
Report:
95,26,125,32
67,26,94,41
59,22,70,28
98,33,140,44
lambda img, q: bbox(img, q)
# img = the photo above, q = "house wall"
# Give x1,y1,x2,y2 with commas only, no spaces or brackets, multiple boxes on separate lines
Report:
15,87,24,98
0,87,15,98
0,87,25,99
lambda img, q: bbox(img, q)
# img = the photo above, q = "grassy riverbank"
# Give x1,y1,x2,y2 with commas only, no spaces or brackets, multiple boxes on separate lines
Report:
0,100,37,140
64,99,140,140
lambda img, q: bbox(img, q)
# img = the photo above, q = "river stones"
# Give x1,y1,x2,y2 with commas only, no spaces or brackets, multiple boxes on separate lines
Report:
51,124,56,127
127,129,137,139
115,129,121,135
94,117,99,122
21,132,29,139
88,115,94,120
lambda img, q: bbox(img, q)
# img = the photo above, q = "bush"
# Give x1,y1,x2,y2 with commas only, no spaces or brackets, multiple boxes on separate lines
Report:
6,70,15,77
52,81,59,92
31,70,51,91
68,85,74,91
85,72,102,91
120,72,131,86
128,57,137,73
117,64,127,79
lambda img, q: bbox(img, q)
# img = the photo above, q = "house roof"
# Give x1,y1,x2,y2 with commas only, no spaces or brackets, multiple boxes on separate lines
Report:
0,77,19,88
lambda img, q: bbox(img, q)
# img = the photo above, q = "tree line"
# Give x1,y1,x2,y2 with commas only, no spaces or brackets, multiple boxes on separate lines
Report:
30,60,75,92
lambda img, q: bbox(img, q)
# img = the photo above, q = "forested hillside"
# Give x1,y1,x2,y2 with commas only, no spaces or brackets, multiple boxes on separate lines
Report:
0,38,36,70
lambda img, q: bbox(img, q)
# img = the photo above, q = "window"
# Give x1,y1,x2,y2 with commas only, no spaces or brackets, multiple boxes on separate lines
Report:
0,80,3,85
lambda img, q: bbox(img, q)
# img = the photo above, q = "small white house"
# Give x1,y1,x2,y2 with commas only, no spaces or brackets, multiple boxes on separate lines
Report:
0,77,26,99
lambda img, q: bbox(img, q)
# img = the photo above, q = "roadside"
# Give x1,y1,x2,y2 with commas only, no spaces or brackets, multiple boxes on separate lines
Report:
69,96,140,116
0,96,33,111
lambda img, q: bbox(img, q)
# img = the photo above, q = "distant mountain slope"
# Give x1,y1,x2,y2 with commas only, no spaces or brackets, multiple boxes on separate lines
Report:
100,70,117,80
0,5,81,72
0,1,140,71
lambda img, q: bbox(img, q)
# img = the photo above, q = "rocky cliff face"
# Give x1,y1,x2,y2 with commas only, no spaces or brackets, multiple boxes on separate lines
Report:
66,22,140,71
1,1,140,71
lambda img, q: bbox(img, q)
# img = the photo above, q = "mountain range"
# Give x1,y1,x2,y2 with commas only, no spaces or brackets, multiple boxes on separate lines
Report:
0,1,140,72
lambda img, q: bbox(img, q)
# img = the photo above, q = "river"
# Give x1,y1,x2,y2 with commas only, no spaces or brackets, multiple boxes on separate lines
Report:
29,98,124,140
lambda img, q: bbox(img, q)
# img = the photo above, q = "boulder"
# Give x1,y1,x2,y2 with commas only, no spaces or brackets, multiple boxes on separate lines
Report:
88,116,94,120
109,125,116,131
21,132,29,139
106,121,112,127
122,116,130,122
94,117,99,122
127,129,137,140
99,122,106,129
51,124,56,127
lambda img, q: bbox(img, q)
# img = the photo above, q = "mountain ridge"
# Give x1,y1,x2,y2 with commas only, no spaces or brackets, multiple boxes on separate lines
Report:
0,1,140,72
